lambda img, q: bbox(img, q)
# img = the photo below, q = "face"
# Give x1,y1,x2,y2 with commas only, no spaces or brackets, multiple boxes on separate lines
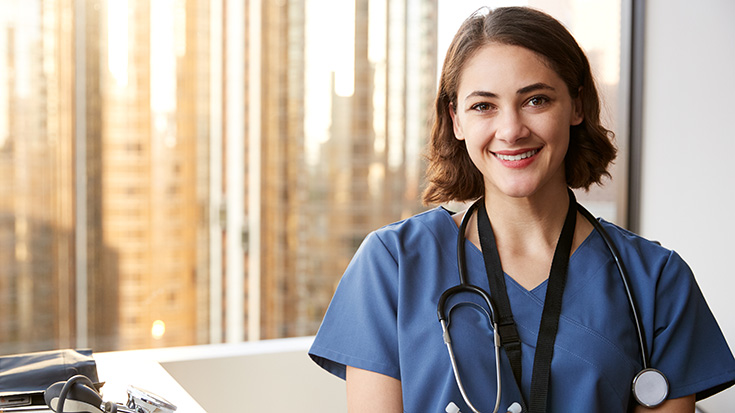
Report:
450,43,583,200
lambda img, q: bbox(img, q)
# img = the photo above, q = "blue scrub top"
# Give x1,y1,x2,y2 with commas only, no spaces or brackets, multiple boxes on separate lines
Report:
309,207,735,412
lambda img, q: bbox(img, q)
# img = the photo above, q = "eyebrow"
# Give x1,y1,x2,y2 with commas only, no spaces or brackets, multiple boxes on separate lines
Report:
517,82,556,95
464,82,556,100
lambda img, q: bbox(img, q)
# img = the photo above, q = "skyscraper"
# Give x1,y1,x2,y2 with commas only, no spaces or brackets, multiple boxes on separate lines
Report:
0,0,77,354
95,0,209,349
0,0,441,353
265,0,439,338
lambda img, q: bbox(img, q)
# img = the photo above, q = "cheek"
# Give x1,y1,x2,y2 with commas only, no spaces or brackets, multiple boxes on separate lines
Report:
461,131,488,166
531,116,572,144
550,125,572,163
463,131,492,164
462,120,493,144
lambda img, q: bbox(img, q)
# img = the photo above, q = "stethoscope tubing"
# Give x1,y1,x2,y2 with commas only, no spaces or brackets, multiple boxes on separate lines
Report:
441,315,502,413
438,197,655,412
438,201,504,413
576,205,650,369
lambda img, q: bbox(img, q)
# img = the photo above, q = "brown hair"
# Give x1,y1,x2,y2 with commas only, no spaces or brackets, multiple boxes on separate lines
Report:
422,7,616,205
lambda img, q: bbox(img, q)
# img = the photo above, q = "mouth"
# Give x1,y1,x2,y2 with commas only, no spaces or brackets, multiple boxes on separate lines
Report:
493,148,541,161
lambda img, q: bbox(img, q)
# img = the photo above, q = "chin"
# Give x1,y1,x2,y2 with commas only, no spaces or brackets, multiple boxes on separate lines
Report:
491,184,539,199
488,170,566,200
491,178,564,200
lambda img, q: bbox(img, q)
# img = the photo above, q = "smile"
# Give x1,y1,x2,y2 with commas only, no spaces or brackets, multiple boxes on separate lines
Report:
493,148,540,161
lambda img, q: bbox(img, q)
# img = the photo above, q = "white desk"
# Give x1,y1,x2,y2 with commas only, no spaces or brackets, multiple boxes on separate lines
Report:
94,351,206,412
2,338,345,413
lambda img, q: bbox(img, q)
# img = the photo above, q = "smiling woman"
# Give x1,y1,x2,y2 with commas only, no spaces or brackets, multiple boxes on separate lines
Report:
309,6,735,413
436,0,628,222
448,43,585,200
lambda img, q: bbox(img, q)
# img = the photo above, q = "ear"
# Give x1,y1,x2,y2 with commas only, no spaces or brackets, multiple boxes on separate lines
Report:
449,103,465,140
570,87,584,126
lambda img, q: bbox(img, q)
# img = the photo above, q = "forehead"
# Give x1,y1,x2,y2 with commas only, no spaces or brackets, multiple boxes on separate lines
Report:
457,43,564,96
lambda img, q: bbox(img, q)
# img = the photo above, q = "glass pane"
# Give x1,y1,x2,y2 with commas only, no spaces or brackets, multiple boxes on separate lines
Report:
0,0,77,354
0,0,212,354
0,0,625,354
289,0,438,338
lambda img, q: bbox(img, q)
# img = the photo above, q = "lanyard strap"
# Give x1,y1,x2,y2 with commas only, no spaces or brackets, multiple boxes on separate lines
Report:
476,190,577,413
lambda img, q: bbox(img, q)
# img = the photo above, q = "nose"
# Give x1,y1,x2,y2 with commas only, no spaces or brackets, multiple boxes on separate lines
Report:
494,109,529,144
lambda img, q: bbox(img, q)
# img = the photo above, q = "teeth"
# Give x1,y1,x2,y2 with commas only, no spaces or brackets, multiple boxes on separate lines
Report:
495,149,539,161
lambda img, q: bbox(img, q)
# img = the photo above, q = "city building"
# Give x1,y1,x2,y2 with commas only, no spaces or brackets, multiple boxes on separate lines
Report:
0,0,439,353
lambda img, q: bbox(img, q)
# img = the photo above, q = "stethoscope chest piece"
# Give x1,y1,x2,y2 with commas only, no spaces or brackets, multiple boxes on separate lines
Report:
443,195,672,411
631,368,669,407
127,385,178,413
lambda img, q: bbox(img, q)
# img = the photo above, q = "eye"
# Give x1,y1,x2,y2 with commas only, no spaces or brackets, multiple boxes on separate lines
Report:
470,102,492,112
525,95,550,107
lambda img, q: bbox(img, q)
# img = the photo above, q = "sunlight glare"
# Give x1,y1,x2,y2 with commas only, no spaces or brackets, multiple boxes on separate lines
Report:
107,0,129,86
151,319,166,339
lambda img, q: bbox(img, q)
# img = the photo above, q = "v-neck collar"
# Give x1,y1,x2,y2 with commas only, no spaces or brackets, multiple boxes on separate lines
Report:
440,206,598,295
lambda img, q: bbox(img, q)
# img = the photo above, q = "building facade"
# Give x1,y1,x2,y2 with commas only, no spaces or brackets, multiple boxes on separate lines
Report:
0,0,439,354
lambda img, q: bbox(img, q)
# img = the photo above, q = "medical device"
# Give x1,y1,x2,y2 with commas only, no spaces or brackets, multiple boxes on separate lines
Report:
437,193,669,413
44,374,177,413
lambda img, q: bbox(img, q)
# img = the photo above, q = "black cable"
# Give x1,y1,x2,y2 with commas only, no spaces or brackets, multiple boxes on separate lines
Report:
456,199,482,286
57,374,97,413
577,205,650,369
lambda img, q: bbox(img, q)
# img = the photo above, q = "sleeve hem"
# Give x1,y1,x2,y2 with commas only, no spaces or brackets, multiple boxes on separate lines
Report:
308,345,401,382
668,369,735,401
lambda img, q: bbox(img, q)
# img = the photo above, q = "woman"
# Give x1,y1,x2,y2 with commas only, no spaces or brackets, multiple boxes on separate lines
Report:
309,7,735,412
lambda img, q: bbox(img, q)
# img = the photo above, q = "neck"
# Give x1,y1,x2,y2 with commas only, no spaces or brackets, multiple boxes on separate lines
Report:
483,185,571,251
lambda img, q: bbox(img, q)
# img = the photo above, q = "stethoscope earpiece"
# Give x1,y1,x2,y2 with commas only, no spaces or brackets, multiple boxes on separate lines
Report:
632,368,669,408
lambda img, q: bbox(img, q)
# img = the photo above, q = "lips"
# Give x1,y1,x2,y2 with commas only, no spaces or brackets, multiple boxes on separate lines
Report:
493,148,540,161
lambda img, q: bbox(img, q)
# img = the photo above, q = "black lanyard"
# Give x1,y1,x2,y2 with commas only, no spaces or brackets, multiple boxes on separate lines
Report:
476,190,577,413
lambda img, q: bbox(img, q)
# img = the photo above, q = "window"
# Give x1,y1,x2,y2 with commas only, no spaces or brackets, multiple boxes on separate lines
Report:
0,0,624,355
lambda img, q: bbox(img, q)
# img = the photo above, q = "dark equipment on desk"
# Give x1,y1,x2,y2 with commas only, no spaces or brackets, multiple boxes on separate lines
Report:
44,375,113,413
0,349,101,409
44,375,177,413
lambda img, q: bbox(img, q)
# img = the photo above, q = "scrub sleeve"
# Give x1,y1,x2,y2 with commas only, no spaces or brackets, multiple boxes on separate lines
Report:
621,236,735,401
309,230,401,381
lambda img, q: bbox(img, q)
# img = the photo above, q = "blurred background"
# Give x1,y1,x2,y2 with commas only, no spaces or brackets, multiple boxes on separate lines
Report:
0,0,623,353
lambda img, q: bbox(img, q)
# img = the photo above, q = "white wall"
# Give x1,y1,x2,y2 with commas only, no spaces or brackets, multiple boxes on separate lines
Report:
640,0,735,410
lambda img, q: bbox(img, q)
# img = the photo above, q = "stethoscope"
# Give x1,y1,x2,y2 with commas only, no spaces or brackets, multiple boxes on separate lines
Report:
44,374,177,413
437,196,670,413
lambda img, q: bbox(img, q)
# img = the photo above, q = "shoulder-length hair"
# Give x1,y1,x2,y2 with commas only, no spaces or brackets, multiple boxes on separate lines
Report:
422,7,617,205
